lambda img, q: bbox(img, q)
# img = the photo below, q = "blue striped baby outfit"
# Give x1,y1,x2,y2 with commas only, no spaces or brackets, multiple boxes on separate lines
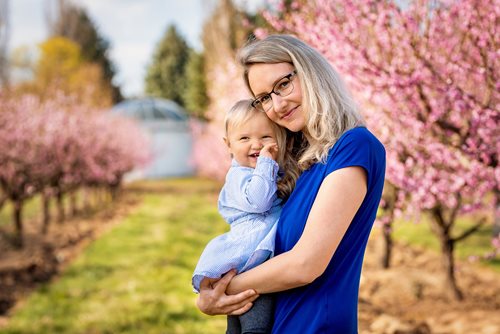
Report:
192,156,281,292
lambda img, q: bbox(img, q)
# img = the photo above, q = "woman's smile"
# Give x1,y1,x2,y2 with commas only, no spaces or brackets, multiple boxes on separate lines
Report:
281,106,298,120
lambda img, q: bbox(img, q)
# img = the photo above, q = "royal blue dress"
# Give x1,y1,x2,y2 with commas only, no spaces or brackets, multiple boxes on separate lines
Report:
272,127,385,333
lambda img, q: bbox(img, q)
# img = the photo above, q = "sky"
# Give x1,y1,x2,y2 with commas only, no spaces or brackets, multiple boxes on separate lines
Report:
9,0,263,98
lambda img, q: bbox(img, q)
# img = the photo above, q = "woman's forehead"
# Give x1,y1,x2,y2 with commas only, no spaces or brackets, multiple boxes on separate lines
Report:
248,63,294,93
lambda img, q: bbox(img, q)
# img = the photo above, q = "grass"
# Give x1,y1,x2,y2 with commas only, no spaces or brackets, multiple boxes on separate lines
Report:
391,214,499,271
2,178,228,334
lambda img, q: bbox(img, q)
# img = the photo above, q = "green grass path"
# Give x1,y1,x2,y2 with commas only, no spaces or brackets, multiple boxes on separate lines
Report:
3,179,228,334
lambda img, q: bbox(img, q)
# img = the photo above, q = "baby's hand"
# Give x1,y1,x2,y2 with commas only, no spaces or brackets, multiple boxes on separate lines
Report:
260,142,279,161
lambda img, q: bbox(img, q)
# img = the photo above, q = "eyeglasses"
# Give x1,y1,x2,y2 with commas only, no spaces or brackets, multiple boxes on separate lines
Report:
251,70,297,112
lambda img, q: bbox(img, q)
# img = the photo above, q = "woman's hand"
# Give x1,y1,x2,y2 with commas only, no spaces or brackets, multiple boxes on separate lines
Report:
196,270,259,316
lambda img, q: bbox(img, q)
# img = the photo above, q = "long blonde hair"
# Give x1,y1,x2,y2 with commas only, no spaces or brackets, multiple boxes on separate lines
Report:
237,34,365,171
225,100,296,200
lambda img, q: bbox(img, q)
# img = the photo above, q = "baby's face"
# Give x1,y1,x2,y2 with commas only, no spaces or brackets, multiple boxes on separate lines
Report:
225,112,278,168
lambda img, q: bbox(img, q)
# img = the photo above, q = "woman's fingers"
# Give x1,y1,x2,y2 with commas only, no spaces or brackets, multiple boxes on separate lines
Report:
196,289,258,315
196,270,259,315
228,302,254,316
213,269,236,292
200,276,220,289
224,289,259,312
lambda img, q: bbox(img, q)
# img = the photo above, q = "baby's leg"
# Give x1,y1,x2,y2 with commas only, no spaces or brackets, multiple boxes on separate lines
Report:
226,315,241,334
238,294,274,334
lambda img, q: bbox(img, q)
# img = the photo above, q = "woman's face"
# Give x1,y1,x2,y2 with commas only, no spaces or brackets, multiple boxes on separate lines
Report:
247,62,306,132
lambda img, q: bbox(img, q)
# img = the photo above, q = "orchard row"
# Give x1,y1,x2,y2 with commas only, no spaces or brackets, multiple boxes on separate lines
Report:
0,94,150,245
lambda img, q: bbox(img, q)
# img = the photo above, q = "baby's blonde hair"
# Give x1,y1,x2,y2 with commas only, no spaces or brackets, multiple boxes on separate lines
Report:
225,100,297,201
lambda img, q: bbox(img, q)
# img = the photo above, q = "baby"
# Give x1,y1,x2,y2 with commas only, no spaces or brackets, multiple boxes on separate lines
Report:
192,99,287,333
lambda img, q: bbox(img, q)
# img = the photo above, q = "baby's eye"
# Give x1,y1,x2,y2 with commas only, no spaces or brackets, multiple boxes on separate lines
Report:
239,136,249,140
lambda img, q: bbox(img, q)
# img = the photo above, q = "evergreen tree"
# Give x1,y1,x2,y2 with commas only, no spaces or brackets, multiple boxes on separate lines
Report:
145,25,190,107
47,0,122,102
183,50,208,118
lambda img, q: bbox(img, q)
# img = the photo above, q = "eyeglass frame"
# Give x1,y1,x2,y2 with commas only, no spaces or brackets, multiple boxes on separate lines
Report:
251,70,297,112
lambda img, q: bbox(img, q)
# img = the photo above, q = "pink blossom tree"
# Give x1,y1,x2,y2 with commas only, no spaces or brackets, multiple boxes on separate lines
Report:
0,93,150,245
190,0,257,180
263,0,499,299
190,57,249,180
0,95,54,245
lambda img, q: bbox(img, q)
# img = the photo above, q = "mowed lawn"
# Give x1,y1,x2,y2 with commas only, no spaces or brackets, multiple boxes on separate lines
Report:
2,178,228,334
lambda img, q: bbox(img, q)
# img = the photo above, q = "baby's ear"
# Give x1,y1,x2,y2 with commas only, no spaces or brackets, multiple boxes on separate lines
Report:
223,137,230,148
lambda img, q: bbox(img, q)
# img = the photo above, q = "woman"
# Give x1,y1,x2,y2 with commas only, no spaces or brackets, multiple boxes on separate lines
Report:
197,35,386,333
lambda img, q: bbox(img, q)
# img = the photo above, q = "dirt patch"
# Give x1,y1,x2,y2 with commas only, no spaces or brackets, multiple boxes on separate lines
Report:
0,192,140,321
359,235,500,334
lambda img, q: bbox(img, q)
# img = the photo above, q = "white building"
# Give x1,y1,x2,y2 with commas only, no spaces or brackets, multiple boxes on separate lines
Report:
112,98,194,178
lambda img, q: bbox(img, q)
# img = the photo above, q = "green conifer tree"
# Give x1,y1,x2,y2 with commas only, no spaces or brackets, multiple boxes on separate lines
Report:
182,50,208,118
145,25,190,107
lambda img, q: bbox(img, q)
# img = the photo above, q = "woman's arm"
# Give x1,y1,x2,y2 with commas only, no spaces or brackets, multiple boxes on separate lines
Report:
226,166,367,294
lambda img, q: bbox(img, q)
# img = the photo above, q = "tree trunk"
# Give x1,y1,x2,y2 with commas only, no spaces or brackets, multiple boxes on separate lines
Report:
493,188,500,238
69,190,78,216
82,187,90,212
110,184,120,201
381,222,393,269
431,208,463,300
0,193,7,211
56,189,65,223
439,236,463,300
41,190,51,234
13,199,24,247
379,185,397,269
109,176,122,201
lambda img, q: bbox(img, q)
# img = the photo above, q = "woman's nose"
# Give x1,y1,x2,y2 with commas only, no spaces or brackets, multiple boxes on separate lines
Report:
270,93,287,113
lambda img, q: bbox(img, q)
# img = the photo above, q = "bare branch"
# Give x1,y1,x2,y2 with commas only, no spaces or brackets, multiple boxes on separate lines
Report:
453,218,487,243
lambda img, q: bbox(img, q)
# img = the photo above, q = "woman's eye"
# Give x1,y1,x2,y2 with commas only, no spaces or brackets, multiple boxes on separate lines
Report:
279,80,290,89
260,95,271,103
